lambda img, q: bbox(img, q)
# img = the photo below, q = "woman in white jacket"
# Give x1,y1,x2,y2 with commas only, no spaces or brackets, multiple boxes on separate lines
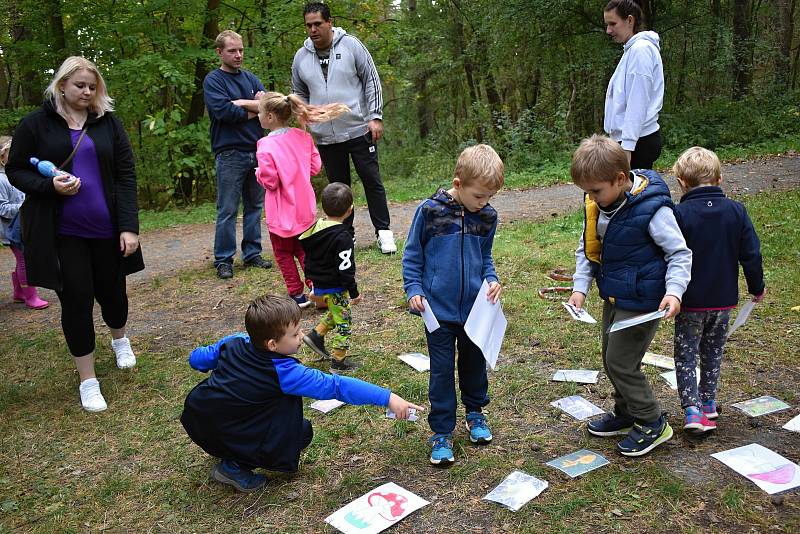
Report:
603,0,664,169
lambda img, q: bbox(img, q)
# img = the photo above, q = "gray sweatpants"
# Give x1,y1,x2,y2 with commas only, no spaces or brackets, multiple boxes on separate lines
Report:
601,301,662,423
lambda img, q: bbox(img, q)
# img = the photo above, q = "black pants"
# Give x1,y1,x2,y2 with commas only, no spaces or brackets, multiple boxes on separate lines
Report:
317,135,390,235
630,129,662,170
56,235,128,357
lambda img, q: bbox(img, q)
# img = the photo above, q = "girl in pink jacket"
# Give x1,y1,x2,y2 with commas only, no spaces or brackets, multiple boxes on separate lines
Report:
254,92,347,307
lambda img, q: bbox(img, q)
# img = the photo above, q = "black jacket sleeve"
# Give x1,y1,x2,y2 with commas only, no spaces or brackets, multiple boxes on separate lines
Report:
110,114,140,234
738,206,765,296
335,233,359,299
6,113,58,197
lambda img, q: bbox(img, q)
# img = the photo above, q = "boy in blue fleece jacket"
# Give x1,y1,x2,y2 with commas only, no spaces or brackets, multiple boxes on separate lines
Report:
181,295,421,492
672,147,765,434
402,144,504,466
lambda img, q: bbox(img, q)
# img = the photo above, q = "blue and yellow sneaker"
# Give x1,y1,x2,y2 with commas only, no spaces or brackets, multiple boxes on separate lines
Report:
211,460,267,493
617,414,674,457
465,412,493,444
429,434,455,466
587,412,635,437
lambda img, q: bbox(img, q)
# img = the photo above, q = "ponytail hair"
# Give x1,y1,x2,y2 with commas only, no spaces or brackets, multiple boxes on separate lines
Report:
258,92,349,127
604,0,644,32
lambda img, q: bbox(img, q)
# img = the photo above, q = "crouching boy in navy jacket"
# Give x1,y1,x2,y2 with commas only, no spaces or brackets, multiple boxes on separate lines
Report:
181,294,422,492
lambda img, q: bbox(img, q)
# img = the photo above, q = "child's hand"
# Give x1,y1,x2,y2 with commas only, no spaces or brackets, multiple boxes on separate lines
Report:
351,294,363,305
659,295,681,319
387,393,425,420
487,281,503,303
408,295,425,313
568,291,586,310
753,288,767,303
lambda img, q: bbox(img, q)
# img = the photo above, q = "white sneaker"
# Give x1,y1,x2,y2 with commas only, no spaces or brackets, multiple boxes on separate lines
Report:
377,229,397,254
112,337,137,369
79,378,108,412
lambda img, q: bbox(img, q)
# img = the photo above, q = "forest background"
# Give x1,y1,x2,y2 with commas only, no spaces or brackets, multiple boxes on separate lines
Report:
1,0,799,210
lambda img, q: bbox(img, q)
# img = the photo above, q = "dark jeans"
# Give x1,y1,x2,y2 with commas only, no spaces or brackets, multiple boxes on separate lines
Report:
214,149,264,266
317,135,390,235
55,235,128,357
630,129,662,170
426,322,490,435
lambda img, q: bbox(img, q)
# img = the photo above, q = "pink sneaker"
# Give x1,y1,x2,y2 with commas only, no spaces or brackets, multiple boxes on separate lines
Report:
684,407,716,433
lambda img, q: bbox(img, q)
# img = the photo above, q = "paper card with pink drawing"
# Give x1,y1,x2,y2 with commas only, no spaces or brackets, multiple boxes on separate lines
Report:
324,482,429,534
711,443,800,494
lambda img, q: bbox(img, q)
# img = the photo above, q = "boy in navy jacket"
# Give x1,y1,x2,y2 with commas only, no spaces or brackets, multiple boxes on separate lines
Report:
402,144,504,466
672,147,765,434
181,295,421,492
568,135,692,457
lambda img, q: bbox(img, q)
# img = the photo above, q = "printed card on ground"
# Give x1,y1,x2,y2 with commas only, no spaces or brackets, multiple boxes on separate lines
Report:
324,482,429,534
561,302,597,324
642,352,675,370
731,396,791,417
310,399,345,414
550,395,605,420
546,449,609,478
483,471,548,511
660,369,700,390
386,408,418,422
398,352,430,372
552,370,600,384
783,414,800,433
711,443,800,495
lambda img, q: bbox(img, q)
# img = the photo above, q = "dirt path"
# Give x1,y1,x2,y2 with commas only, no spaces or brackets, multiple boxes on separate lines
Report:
1,154,798,291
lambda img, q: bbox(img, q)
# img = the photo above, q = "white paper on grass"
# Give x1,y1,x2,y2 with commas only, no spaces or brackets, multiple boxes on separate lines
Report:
310,399,345,413
483,471,548,512
386,407,418,422
324,482,429,534
726,299,756,339
783,414,800,433
420,298,440,333
561,302,597,324
607,309,666,334
659,369,700,390
552,370,599,384
711,443,800,495
464,280,507,370
642,352,675,370
397,352,430,372
550,395,605,420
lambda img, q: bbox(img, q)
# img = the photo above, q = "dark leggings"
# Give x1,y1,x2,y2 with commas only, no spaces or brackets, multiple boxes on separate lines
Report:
55,235,128,357
630,129,662,170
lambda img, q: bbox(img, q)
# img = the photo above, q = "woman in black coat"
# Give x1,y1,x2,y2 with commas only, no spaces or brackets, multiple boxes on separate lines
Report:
7,56,144,412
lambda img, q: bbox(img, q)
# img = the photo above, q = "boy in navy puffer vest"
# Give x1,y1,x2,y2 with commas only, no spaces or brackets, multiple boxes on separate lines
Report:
567,135,692,457
672,147,765,435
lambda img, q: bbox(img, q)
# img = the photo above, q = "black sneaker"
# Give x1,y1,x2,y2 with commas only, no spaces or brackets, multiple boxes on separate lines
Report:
216,263,233,279
331,358,360,372
210,460,266,493
303,330,330,359
587,412,635,437
244,256,273,269
617,414,674,457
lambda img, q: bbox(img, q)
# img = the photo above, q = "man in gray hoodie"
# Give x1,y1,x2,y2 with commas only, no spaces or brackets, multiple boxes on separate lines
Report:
291,2,396,254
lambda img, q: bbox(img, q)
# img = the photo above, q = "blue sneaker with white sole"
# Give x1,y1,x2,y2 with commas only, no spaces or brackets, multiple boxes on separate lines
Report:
429,434,455,465
465,412,493,444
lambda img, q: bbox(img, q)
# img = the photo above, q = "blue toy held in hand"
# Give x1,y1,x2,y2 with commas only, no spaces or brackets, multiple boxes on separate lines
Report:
30,157,76,180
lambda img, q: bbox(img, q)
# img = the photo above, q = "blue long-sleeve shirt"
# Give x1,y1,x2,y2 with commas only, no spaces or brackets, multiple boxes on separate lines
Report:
203,68,265,155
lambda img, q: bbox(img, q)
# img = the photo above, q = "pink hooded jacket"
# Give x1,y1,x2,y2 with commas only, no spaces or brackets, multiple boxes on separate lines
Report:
255,128,321,238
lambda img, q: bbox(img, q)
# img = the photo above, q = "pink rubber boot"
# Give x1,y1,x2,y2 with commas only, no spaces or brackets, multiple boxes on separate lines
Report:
11,272,24,302
20,285,49,309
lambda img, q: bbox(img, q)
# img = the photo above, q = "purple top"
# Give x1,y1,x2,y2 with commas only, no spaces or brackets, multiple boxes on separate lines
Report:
58,129,115,238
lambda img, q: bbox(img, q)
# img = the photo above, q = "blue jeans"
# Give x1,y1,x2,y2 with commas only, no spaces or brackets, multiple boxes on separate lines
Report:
214,149,264,266
426,322,489,434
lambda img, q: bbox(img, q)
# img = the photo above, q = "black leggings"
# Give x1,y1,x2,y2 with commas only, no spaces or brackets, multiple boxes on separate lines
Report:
56,235,128,357
630,129,662,170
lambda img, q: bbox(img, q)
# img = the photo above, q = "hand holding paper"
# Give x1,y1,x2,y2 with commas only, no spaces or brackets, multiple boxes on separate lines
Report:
387,393,425,420
464,280,507,370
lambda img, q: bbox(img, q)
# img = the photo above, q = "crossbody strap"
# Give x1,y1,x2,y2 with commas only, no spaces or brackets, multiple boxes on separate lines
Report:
59,126,88,170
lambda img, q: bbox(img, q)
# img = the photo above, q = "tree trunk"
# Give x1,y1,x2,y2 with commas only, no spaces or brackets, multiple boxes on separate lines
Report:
773,0,795,87
184,0,221,126
732,0,752,99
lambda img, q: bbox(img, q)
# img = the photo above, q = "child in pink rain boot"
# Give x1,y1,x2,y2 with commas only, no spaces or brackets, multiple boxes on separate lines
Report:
0,136,48,309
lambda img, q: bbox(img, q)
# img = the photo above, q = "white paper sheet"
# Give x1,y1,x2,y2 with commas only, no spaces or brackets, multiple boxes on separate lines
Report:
642,352,675,369
550,395,605,420
659,369,700,390
782,414,800,433
483,471,548,511
726,299,756,339
324,482,429,534
464,280,507,370
561,302,597,323
552,370,600,384
397,352,430,372
385,407,418,422
310,399,345,413
420,298,440,333
607,309,666,333
711,444,800,495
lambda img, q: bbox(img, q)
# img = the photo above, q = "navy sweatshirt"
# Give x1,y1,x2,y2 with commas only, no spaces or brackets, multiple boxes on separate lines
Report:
675,186,764,310
203,68,265,155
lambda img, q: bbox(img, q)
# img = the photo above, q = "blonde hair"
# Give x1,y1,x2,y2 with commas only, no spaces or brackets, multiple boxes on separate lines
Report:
215,30,243,50
672,146,721,188
44,56,113,118
570,134,630,186
454,144,505,190
0,135,11,162
258,91,349,127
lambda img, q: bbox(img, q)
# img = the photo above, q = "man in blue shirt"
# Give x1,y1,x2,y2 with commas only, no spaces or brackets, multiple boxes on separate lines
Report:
204,30,272,279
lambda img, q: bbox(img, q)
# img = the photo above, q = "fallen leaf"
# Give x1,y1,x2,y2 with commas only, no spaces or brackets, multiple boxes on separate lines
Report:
610,508,623,517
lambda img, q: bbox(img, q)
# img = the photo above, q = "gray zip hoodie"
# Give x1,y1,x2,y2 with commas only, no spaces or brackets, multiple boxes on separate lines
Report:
291,27,383,145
